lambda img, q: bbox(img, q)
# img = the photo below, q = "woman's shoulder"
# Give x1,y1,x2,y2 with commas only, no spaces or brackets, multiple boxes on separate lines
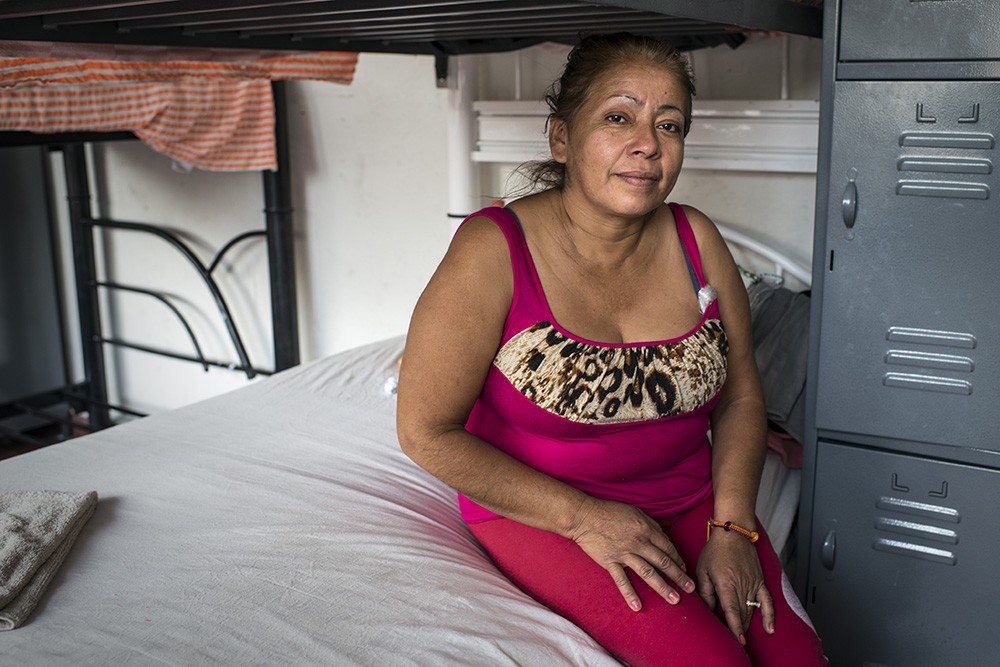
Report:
672,203,728,253
441,211,514,293
451,206,519,256
673,203,718,233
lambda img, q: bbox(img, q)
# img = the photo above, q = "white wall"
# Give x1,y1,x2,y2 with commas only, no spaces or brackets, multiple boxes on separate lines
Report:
285,55,451,360
83,34,822,415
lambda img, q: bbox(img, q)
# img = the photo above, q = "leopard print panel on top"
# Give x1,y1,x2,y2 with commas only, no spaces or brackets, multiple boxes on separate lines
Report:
494,320,728,425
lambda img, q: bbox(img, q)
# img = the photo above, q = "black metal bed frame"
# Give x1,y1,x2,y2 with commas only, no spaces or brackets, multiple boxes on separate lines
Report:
0,81,299,444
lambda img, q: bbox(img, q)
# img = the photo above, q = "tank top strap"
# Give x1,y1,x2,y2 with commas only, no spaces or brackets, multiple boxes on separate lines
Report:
668,202,707,290
457,206,549,342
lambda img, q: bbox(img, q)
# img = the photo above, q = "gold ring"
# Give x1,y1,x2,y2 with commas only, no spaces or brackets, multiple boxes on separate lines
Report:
746,600,761,608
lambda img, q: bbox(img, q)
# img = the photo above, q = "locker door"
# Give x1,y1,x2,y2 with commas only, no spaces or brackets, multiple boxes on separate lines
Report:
808,442,998,666
813,80,1000,452
839,0,1000,62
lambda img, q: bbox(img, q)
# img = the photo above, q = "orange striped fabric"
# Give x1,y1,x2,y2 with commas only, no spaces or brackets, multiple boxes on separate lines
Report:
0,45,357,171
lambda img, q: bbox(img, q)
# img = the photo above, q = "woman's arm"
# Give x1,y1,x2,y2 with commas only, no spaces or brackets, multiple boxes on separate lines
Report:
396,216,579,533
684,205,775,642
396,214,696,611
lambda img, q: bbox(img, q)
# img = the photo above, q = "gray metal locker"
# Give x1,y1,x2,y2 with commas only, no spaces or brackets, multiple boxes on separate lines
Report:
801,1,1000,665
809,442,998,666
814,80,1000,452
839,0,1000,62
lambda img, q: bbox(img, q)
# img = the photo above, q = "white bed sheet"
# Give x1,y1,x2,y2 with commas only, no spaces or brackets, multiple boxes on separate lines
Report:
1,337,619,666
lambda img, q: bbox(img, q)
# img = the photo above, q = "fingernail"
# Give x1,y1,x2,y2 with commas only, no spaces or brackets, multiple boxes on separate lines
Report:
668,592,679,604
631,601,641,611
684,581,695,593
768,623,775,634
739,634,746,646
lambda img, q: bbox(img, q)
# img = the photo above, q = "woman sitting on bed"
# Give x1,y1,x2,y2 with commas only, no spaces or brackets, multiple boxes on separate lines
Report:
397,32,826,667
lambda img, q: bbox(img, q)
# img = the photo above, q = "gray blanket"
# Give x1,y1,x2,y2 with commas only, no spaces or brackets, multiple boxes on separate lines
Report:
0,490,98,630
748,282,810,443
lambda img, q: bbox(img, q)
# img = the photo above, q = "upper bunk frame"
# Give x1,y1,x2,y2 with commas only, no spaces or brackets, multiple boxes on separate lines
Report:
0,1,822,69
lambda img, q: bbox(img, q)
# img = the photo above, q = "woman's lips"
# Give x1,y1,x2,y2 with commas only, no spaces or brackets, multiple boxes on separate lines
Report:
617,171,659,187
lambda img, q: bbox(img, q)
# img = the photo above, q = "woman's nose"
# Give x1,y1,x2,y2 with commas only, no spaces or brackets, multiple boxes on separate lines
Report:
628,123,659,157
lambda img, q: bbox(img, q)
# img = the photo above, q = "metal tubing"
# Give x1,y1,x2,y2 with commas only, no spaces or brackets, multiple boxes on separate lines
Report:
208,229,266,274
62,144,111,429
86,217,257,379
262,80,301,372
94,281,210,372
99,337,272,377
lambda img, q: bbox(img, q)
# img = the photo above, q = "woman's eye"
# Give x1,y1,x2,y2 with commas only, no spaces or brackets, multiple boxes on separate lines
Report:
659,122,681,133
606,114,626,123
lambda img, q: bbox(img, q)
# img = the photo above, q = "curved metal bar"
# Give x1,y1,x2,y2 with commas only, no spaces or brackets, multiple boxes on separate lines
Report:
209,229,266,274
86,218,256,379
99,337,272,377
94,281,209,372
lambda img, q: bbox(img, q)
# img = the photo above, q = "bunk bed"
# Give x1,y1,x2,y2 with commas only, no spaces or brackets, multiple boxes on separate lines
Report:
1,2,822,664
0,0,821,444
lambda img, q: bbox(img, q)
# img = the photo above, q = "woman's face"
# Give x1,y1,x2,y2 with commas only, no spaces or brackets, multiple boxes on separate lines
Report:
550,61,689,219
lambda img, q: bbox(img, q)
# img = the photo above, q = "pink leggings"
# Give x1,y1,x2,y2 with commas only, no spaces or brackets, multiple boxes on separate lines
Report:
469,495,826,667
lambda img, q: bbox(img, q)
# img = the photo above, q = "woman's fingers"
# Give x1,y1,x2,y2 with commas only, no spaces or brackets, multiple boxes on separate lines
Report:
606,563,644,611
570,499,697,610
756,584,776,635
715,580,776,644
719,588,750,643
609,554,687,611
622,555,683,609
641,540,697,595
696,534,774,644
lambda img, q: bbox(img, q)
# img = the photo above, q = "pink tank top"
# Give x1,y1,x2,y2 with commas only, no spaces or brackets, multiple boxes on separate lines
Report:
460,203,728,524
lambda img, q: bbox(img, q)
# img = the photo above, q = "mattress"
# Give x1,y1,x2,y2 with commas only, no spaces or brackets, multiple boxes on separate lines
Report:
1,336,619,666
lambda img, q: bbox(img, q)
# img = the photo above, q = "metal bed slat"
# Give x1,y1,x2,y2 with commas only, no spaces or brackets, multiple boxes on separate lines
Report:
269,18,722,43
121,3,619,33
597,0,821,37
186,9,682,37
0,0,170,20
44,0,527,27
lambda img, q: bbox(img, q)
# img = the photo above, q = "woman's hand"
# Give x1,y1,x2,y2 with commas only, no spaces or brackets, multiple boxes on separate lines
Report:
567,496,697,611
696,531,775,643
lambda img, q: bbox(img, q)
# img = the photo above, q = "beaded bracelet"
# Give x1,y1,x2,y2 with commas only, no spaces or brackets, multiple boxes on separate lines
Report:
706,519,759,543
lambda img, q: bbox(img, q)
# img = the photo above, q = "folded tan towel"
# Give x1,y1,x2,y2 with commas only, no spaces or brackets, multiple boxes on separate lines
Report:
0,490,98,630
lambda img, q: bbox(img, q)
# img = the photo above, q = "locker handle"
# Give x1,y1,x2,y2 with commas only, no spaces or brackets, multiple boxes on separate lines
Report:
821,528,836,570
841,180,857,229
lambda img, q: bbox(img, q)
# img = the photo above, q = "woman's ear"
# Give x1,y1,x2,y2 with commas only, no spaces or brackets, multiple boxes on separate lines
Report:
548,117,568,164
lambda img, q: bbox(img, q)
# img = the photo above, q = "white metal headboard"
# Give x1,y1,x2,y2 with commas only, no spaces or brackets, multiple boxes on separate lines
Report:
716,221,812,286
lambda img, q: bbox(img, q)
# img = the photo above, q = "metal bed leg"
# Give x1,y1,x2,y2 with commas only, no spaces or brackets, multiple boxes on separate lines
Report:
263,81,300,372
62,144,111,429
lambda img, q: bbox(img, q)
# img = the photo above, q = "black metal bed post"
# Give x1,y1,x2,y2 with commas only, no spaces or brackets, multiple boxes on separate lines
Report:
62,143,111,429
263,80,300,372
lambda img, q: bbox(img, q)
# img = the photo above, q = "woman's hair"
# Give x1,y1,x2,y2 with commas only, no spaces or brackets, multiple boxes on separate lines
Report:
509,32,695,197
